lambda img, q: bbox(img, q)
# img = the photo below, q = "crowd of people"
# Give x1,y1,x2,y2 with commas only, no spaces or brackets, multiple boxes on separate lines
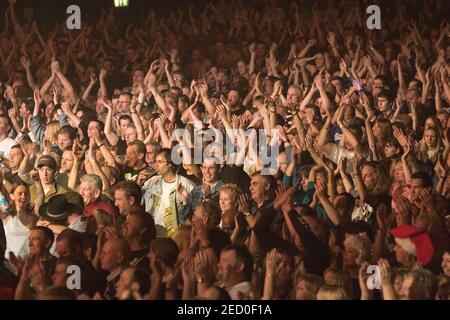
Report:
0,0,449,300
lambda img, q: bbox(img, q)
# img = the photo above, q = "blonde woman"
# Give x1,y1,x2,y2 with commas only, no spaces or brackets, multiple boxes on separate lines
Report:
218,184,242,234
323,267,352,290
317,285,350,300
30,88,64,153
390,140,422,205
292,273,324,300
41,121,60,154
414,127,443,165
354,160,391,210
423,116,444,139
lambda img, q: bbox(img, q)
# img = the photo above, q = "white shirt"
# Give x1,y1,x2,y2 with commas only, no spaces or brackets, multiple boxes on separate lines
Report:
0,137,18,159
3,215,30,259
68,216,87,233
326,144,371,176
154,179,177,236
327,143,356,171
225,281,255,300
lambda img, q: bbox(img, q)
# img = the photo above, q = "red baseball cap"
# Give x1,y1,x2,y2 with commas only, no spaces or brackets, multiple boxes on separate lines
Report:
389,225,435,266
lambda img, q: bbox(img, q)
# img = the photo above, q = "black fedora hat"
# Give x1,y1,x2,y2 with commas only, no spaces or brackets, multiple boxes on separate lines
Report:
38,194,82,221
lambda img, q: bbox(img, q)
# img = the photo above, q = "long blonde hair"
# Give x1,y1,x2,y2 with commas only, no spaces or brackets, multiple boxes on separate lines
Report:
419,127,443,152
44,121,60,145
363,161,391,195
317,285,350,300
389,158,421,184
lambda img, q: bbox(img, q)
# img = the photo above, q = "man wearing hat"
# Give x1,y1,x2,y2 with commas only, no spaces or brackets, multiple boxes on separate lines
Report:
38,192,86,232
33,192,85,257
390,224,435,268
29,155,67,208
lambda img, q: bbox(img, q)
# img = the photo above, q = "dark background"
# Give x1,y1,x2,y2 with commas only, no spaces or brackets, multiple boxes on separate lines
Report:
0,0,231,31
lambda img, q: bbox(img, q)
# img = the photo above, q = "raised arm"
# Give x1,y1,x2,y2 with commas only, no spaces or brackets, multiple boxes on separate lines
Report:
68,140,84,190
378,259,397,300
299,81,318,111
327,32,341,59
435,78,443,113
148,80,170,115
87,143,112,195
98,68,108,98
155,115,172,148
39,65,57,97
316,180,341,226
368,40,385,65
161,59,176,88
101,98,119,146
130,100,145,142
54,61,78,103
410,97,419,133
188,5,200,35
60,101,81,128
31,21,49,54
401,141,414,184
365,115,379,161
8,108,22,137
336,108,363,155
8,0,25,41
248,43,256,75
397,55,407,99
316,112,332,150
20,56,38,90
198,84,216,119
338,157,354,193
314,75,332,113
82,73,98,102
420,69,431,105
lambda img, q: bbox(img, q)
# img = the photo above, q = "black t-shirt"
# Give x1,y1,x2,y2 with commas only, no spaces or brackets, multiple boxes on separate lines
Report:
124,165,154,183
130,247,150,270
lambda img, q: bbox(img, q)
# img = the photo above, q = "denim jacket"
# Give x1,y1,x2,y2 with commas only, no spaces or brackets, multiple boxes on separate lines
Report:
30,113,69,150
178,180,224,225
142,174,195,236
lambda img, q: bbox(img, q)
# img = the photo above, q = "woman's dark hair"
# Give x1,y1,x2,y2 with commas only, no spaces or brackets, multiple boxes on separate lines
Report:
132,268,151,297
411,171,433,189
150,238,179,269
9,182,32,216
81,232,97,261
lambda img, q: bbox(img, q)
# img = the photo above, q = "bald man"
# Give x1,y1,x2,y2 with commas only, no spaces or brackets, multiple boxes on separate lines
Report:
99,238,131,300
